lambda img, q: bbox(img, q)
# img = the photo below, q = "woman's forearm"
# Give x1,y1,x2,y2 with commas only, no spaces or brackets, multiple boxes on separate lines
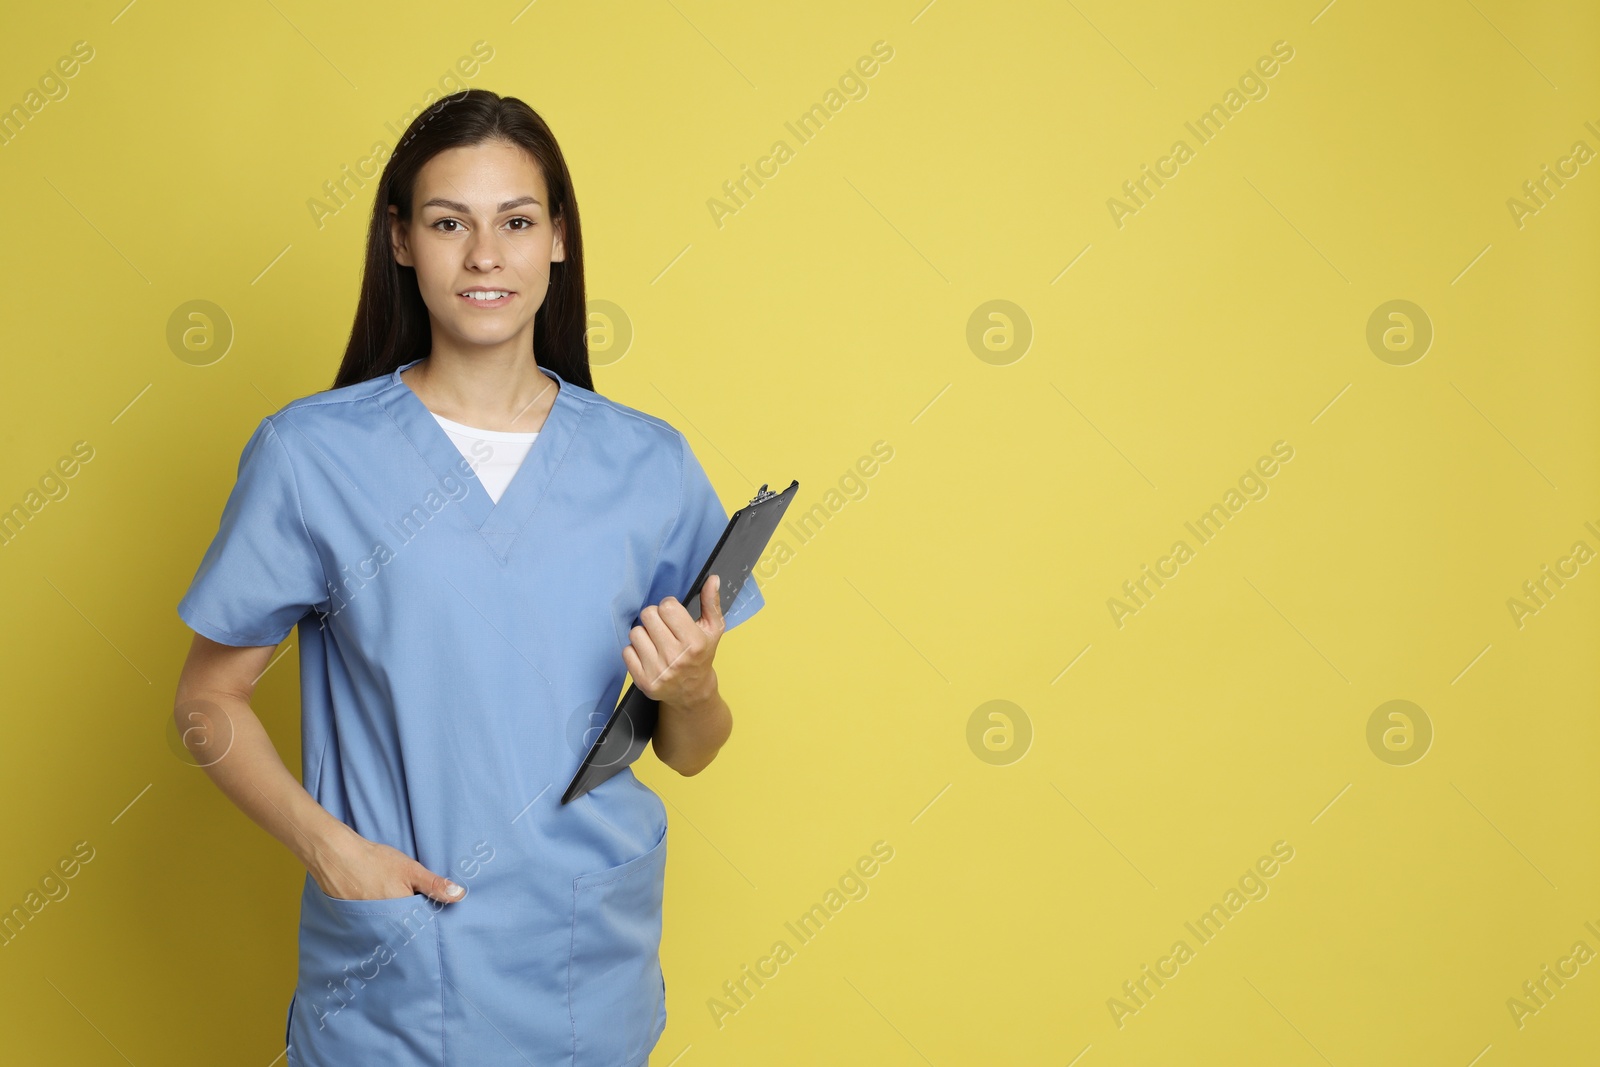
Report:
172,692,357,881
652,684,733,776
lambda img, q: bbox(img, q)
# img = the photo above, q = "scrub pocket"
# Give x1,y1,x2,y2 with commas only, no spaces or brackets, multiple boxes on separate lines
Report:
570,826,669,1067
294,877,445,1048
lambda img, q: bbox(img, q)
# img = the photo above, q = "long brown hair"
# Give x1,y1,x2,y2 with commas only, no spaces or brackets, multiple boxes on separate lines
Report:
331,89,592,391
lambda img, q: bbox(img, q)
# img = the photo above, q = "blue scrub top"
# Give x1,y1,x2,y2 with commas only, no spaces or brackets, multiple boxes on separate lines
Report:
178,357,764,1066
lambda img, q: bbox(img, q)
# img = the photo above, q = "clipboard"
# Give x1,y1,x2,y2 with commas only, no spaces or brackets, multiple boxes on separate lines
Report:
561,479,799,804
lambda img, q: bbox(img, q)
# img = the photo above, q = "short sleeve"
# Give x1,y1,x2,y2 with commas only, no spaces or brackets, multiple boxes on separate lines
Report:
177,417,329,647
642,433,766,633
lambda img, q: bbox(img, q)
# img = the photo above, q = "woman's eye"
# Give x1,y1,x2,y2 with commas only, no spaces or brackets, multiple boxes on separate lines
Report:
431,217,534,232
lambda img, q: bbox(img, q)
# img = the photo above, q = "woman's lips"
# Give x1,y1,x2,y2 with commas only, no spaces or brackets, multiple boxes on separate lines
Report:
458,291,514,308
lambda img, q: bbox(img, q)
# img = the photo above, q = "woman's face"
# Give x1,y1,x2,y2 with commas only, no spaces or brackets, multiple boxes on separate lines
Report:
389,139,565,356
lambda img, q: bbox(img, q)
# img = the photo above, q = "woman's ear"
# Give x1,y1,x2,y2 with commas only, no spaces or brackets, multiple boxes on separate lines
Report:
551,216,566,264
388,204,413,268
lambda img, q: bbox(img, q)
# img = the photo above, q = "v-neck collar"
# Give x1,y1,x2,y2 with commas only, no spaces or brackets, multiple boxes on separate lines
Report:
378,356,586,562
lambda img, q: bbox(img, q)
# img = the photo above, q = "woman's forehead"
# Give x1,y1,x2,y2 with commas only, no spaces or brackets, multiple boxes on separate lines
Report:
416,142,548,207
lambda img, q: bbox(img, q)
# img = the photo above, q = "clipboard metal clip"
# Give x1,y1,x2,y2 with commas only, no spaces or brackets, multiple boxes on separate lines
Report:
748,483,782,506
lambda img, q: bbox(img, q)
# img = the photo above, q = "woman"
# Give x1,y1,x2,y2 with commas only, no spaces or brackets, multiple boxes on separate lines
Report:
172,89,765,1066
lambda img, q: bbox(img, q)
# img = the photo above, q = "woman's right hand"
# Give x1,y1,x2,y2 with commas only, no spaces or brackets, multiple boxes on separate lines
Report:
311,829,467,905
174,635,469,909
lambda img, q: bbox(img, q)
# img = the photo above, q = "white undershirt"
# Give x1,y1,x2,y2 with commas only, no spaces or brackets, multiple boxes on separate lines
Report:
430,412,538,505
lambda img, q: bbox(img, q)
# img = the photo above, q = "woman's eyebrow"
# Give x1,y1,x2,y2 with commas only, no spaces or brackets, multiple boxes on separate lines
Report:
420,196,542,213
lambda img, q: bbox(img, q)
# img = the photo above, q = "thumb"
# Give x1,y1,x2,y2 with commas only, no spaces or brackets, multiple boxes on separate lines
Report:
414,865,467,904
701,573,725,630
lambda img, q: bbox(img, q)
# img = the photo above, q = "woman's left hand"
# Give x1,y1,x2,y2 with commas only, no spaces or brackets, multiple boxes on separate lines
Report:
624,574,724,707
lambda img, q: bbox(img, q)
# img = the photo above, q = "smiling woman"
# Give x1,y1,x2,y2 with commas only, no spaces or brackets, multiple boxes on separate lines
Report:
402,184,557,345
174,89,767,1067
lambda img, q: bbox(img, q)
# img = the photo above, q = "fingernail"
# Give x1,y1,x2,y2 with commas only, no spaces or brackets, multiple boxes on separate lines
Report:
447,883,464,897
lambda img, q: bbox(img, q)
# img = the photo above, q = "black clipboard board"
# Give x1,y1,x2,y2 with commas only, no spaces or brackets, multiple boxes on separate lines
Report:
562,479,799,804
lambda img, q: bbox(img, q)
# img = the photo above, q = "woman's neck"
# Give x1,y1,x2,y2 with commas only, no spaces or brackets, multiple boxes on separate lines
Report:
400,352,558,433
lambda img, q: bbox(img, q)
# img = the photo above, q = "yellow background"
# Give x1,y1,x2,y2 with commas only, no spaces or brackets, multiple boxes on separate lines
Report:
1,0,1596,1063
